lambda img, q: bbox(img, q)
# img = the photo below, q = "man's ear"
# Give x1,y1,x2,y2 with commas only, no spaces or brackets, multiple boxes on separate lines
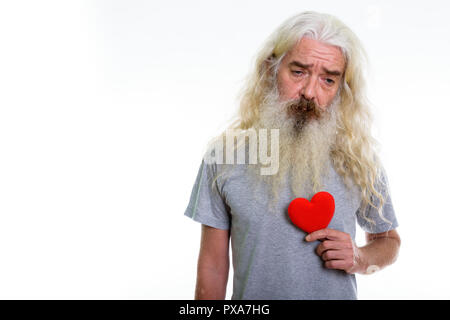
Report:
262,53,277,75
265,53,276,63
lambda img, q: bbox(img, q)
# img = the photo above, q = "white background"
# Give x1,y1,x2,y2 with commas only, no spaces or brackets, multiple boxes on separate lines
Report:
0,0,449,299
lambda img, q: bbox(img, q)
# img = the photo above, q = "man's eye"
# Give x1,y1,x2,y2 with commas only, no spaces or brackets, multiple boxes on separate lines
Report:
292,70,304,76
325,78,335,84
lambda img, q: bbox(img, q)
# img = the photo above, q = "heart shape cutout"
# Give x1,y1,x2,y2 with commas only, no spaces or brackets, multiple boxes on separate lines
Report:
288,191,335,234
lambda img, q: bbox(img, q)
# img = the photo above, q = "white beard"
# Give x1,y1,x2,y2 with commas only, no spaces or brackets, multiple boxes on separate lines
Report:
253,91,340,200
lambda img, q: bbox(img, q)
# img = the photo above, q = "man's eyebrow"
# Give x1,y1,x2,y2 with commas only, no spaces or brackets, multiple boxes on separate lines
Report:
288,61,312,69
322,67,342,77
289,61,342,77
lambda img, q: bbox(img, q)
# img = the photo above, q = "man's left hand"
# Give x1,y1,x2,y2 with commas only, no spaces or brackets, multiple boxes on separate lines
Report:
305,228,362,274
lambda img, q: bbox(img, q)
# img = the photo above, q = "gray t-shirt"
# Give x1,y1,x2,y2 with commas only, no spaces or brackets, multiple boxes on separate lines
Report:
184,153,398,300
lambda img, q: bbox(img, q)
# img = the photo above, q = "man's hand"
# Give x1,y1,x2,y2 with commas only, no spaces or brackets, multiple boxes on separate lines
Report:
305,228,401,275
305,228,362,274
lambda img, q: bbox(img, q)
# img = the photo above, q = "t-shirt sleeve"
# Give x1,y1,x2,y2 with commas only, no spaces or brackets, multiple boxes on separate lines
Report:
356,167,399,234
184,159,231,230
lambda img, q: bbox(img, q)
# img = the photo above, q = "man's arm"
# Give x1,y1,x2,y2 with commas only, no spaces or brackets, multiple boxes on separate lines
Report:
306,228,401,274
195,224,230,299
354,229,401,274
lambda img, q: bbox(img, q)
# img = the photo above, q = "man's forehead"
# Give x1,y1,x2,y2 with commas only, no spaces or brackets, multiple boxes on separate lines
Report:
285,37,346,72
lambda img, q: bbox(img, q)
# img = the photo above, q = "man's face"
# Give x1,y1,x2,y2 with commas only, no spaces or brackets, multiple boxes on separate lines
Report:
276,37,345,110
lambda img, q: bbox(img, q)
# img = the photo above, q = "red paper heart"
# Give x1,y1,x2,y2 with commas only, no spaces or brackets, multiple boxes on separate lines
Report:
288,191,335,234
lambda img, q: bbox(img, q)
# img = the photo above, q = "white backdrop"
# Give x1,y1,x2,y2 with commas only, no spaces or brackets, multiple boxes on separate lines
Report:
0,0,449,299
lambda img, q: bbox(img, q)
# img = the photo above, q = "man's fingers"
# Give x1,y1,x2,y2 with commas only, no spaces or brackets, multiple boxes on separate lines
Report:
324,259,354,272
315,240,353,257
305,228,356,273
319,248,353,261
305,228,350,242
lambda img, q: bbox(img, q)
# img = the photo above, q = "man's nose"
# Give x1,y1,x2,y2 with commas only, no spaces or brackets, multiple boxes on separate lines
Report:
301,77,317,101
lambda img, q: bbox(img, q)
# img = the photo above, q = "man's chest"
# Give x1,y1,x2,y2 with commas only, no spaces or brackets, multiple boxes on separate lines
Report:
218,164,362,238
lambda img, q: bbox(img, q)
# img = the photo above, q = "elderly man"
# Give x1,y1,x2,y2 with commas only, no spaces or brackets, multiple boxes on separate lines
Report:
184,11,400,300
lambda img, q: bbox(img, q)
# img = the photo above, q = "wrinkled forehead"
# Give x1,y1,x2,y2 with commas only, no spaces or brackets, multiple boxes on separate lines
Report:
284,37,346,73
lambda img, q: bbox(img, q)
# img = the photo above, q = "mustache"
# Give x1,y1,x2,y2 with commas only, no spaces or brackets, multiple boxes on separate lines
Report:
285,97,323,130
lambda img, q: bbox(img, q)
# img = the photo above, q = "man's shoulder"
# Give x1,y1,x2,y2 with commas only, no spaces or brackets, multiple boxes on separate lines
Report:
202,129,255,165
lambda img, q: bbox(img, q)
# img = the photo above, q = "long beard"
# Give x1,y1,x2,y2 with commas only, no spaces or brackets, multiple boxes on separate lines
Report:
253,91,339,202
